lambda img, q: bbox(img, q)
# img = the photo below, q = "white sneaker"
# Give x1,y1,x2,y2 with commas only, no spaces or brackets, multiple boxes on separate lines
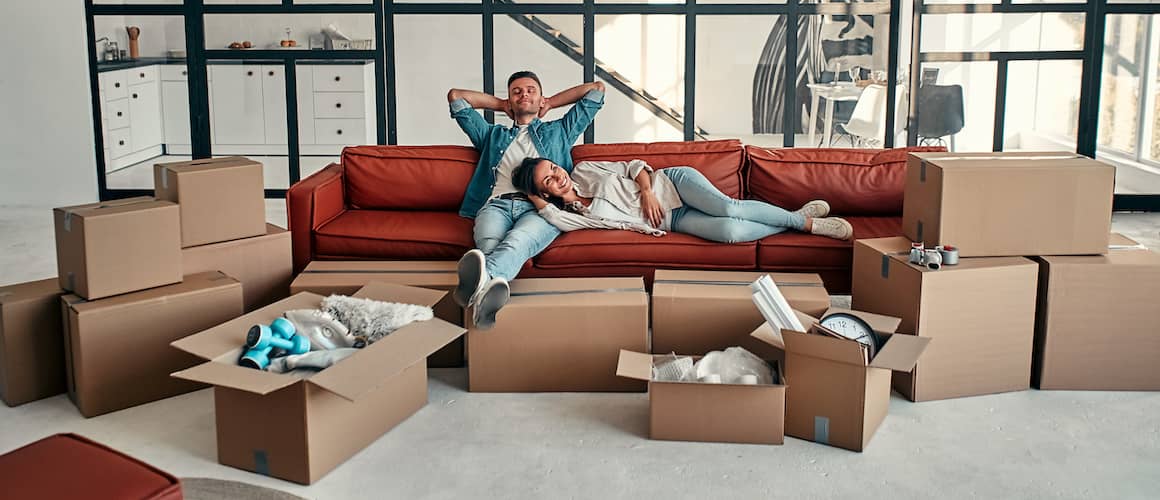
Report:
453,249,488,307
810,217,853,240
471,277,510,331
793,200,830,219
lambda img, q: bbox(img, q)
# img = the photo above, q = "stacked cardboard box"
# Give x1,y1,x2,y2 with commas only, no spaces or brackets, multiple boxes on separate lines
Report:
172,283,466,484
0,279,67,406
289,260,464,367
849,151,1120,402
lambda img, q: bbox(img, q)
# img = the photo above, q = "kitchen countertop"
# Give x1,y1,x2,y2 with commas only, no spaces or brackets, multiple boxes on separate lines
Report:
96,57,375,73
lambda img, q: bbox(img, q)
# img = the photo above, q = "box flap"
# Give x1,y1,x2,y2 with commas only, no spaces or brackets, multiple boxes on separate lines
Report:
171,292,325,360
171,360,300,395
0,278,61,305
748,322,786,350
868,333,931,372
821,307,901,333
855,236,912,257
1108,233,1139,248
615,349,655,381
653,269,823,287
781,328,867,366
351,281,447,308
158,156,259,174
509,277,645,294
54,196,171,218
308,318,466,402
303,260,457,273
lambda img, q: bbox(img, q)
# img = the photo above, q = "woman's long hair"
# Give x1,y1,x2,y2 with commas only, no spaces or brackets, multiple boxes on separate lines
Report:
512,157,567,210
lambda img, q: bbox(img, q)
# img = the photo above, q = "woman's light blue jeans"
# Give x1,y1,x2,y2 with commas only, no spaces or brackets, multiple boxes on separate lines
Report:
665,166,806,243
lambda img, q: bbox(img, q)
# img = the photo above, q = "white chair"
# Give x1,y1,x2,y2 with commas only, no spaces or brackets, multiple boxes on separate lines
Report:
838,84,905,148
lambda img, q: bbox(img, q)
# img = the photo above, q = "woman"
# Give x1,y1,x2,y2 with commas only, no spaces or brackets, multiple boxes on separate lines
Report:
511,157,852,243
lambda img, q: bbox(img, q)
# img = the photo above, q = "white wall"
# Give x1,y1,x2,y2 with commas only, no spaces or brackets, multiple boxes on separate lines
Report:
0,0,98,206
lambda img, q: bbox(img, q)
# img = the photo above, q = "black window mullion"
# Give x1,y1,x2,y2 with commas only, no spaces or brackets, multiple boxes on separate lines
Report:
885,0,902,148
187,0,211,160
907,0,924,147
782,0,799,147
993,57,1008,152
285,61,301,185
85,0,109,201
483,0,495,125
378,0,392,145
1077,0,1109,158
584,0,596,144
684,0,696,142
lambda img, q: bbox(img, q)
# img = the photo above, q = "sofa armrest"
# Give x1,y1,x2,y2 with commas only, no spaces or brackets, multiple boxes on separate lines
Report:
287,163,346,273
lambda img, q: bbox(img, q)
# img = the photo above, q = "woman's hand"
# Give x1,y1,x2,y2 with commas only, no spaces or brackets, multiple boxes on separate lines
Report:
529,194,549,210
641,191,664,227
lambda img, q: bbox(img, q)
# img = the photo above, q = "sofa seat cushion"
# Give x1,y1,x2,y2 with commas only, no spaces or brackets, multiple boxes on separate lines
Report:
746,146,944,216
0,433,182,500
572,139,746,198
756,216,902,270
315,209,474,260
534,229,757,270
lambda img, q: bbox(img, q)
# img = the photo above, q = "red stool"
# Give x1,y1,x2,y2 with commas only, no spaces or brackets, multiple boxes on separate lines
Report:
0,434,182,500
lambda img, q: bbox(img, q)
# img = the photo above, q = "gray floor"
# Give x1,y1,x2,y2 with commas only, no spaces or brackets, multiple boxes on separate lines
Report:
1,201,1158,499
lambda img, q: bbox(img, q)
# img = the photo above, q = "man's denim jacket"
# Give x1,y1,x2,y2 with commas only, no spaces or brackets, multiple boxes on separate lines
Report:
449,89,604,218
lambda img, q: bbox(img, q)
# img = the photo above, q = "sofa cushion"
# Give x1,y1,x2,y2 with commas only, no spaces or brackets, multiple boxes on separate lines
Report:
746,146,944,216
341,145,478,211
572,139,746,198
756,216,903,270
315,209,474,260
0,433,182,500
534,230,757,270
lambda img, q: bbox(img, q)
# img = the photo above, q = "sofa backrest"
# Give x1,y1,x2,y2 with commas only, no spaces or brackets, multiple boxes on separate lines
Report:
572,139,746,198
746,146,946,216
341,145,478,210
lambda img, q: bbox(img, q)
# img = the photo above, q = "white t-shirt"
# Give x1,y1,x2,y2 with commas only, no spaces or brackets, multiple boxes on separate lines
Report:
490,125,540,199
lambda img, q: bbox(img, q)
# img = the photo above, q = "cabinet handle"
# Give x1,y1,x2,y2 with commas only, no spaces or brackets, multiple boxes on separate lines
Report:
181,70,187,76
335,102,342,108
116,111,123,117
247,71,254,76
139,72,145,78
334,76,341,82
336,129,343,135
118,140,125,146
132,93,138,99
114,82,121,88
268,70,275,76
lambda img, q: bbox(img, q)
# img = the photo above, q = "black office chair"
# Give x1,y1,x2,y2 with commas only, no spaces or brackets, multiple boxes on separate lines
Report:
915,84,965,149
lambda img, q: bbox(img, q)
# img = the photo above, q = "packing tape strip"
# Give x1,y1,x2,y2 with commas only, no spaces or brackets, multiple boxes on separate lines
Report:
916,220,924,241
63,211,72,232
814,416,830,445
301,269,455,274
1109,244,1149,251
253,450,270,476
653,279,824,287
67,273,76,292
510,287,645,298
920,162,926,182
935,154,1083,162
161,168,169,189
0,291,12,299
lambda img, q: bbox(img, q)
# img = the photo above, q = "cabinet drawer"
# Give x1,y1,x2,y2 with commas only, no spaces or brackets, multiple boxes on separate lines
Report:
101,71,128,100
312,66,365,92
107,99,130,130
314,118,365,145
108,128,132,159
128,66,158,86
161,65,189,81
313,92,365,119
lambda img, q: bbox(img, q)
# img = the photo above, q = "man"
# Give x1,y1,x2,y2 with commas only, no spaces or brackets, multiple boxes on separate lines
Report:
447,71,605,329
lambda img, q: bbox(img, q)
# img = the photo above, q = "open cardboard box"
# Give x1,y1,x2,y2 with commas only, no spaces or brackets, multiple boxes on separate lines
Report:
171,282,466,484
768,308,930,452
616,325,788,445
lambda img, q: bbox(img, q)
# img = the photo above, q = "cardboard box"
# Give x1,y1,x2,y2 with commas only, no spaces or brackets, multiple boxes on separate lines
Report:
851,237,1039,401
651,270,830,359
1033,234,1160,390
468,277,649,392
615,346,786,445
771,308,929,452
902,152,1114,257
154,156,266,248
182,224,292,312
289,261,464,367
54,197,182,300
171,283,466,484
0,279,67,406
61,272,243,417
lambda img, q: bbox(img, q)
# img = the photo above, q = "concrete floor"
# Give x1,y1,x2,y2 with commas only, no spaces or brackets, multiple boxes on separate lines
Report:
1,201,1158,499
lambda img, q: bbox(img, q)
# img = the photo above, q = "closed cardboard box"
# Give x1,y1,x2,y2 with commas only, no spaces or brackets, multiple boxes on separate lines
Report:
902,152,1114,257
61,272,243,417
154,156,266,248
54,197,182,300
852,237,1038,401
0,279,67,406
171,283,466,484
616,344,786,445
1034,234,1160,390
468,277,649,392
182,224,292,312
774,309,929,452
289,260,464,367
652,270,829,359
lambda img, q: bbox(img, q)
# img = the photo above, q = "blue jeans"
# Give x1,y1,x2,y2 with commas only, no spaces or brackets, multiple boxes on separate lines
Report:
665,166,806,243
473,198,562,280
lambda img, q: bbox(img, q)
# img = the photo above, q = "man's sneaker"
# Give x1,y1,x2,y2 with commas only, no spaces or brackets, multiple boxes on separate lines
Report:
471,277,510,331
793,200,830,219
453,249,488,307
810,217,854,240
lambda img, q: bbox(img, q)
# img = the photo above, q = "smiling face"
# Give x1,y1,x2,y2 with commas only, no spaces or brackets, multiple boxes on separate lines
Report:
531,159,573,198
508,77,543,117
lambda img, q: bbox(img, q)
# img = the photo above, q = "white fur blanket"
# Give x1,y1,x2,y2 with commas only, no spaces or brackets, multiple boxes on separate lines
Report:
320,295,434,344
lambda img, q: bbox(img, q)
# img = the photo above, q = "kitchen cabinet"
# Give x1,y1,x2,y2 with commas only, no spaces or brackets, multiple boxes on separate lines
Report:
99,67,164,171
262,65,287,145
128,82,163,154
210,65,267,145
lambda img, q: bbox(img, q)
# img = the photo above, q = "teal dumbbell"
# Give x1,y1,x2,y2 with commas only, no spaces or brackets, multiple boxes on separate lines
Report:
238,318,310,370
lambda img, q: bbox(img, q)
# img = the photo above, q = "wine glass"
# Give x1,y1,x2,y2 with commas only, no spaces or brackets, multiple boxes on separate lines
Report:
849,65,861,86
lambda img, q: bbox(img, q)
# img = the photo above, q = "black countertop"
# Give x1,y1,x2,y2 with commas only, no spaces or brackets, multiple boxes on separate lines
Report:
96,57,375,73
